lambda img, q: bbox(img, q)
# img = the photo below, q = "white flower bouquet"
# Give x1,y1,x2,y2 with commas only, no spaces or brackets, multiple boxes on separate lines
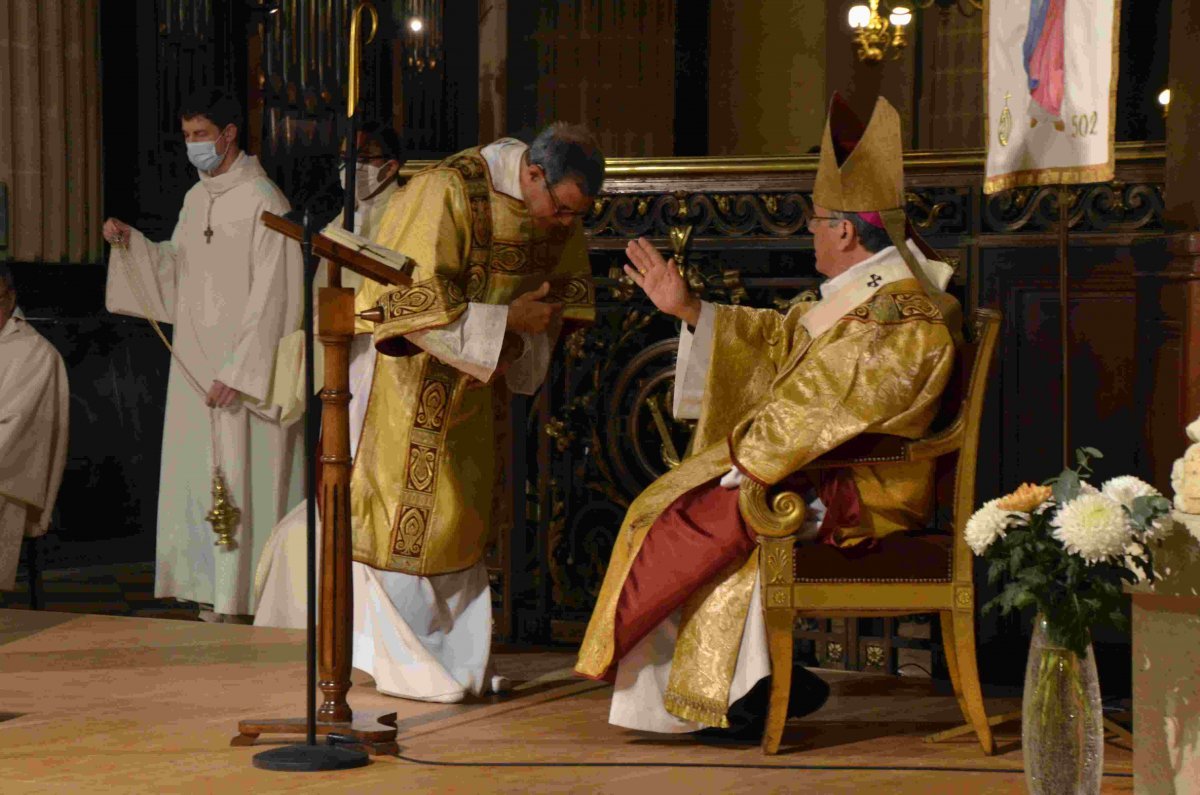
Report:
967,447,1171,657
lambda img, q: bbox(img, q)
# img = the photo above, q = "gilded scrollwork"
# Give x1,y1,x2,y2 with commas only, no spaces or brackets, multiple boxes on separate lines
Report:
585,191,811,239
905,189,962,232
982,182,1163,233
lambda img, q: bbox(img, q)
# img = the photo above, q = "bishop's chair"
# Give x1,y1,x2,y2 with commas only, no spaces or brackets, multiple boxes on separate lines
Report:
738,307,1002,755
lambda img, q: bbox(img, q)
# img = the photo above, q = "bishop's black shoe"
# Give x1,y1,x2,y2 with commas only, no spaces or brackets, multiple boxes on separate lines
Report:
693,665,830,744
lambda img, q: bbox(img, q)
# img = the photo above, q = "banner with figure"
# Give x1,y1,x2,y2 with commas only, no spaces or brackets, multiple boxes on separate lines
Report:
984,0,1120,193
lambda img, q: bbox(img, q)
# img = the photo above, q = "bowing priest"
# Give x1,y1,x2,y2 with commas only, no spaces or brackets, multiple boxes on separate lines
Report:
253,122,406,623
0,265,69,592
575,94,962,741
343,122,603,703
103,88,305,623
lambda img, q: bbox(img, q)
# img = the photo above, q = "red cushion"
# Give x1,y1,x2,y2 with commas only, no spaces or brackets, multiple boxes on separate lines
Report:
792,533,953,582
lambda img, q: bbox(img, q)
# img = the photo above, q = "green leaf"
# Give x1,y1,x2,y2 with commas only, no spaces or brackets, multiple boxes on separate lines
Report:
1054,470,1081,504
1081,446,1103,459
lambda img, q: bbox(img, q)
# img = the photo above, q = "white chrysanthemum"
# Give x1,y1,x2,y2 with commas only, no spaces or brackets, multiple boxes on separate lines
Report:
965,499,1011,556
1052,493,1134,564
1103,475,1169,538
1078,481,1100,496
1102,475,1161,507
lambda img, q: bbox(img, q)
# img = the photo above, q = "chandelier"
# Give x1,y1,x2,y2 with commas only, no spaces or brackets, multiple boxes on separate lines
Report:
400,0,443,71
847,1,913,63
847,0,983,63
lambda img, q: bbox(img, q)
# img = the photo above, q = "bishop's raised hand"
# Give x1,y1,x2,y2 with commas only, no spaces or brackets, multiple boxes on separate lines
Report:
622,237,700,327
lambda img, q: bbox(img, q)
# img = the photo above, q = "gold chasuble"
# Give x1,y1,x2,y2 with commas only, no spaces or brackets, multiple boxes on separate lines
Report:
576,94,961,729
351,148,594,575
575,277,959,705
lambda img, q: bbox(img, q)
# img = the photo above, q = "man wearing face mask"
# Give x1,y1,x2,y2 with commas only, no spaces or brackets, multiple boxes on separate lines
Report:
0,265,69,593
337,122,404,242
102,88,304,623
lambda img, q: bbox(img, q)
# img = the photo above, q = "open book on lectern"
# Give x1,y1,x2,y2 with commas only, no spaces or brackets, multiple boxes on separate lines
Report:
318,223,412,277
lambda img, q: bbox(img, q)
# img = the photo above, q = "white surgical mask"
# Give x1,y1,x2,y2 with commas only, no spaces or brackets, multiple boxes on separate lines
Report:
187,129,230,173
339,162,384,204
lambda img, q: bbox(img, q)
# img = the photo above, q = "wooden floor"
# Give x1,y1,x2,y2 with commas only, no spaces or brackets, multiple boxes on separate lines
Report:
0,610,1133,793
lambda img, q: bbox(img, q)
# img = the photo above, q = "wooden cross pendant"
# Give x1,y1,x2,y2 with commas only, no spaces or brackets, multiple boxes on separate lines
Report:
204,226,214,244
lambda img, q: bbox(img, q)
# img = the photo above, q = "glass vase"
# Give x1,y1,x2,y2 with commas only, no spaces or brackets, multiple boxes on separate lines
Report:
1021,614,1104,795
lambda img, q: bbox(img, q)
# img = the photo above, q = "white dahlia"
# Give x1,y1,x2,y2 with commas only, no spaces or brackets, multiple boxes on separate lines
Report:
1052,493,1134,564
965,499,1013,556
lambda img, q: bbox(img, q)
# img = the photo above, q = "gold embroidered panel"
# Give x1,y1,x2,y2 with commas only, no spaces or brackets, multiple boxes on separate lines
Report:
388,358,459,568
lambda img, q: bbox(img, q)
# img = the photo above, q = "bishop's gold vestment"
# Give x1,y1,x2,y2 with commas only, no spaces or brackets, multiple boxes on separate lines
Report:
576,264,959,726
351,148,595,576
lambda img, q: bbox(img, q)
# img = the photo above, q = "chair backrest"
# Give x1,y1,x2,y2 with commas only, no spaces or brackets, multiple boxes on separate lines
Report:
940,309,1002,546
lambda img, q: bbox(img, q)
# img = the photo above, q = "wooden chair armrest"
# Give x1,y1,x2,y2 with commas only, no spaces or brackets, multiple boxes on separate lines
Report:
738,480,807,539
798,425,965,470
905,419,964,460
798,434,911,470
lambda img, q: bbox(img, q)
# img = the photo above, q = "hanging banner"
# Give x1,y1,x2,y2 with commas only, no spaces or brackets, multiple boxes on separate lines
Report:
984,0,1120,194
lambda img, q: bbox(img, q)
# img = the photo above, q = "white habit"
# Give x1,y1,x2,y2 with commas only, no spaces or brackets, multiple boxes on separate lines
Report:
0,309,69,590
106,152,305,616
253,139,555,702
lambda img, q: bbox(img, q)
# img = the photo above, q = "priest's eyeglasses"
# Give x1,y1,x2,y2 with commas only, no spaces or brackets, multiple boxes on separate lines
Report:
806,214,847,230
538,166,589,219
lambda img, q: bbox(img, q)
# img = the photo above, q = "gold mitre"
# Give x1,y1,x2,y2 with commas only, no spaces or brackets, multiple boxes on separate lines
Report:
813,93,904,213
813,92,941,296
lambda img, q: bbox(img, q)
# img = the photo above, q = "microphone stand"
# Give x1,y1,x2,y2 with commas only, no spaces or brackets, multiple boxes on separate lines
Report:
237,2,395,768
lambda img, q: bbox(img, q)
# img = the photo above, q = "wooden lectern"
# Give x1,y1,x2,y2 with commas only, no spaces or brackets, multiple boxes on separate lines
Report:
231,211,408,755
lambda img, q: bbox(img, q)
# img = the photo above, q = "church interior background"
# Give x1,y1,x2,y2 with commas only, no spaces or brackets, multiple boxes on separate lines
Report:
2,0,1197,788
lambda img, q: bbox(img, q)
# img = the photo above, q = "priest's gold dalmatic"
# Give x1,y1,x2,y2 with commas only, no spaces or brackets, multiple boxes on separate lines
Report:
576,95,962,730
351,149,594,576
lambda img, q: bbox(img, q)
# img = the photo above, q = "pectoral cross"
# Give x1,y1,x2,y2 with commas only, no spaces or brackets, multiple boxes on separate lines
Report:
868,274,881,287
204,226,214,244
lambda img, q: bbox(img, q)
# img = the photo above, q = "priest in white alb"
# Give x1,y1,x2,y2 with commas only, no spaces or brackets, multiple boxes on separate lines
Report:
103,88,304,622
0,265,69,592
